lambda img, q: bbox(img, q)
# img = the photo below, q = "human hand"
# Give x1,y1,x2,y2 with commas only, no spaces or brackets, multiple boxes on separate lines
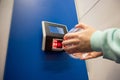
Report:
71,52,103,60
62,23,96,54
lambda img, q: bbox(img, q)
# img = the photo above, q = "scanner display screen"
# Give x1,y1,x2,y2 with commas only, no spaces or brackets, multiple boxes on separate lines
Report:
49,26,64,34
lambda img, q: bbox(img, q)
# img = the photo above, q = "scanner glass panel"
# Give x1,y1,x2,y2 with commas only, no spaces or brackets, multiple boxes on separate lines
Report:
49,26,64,34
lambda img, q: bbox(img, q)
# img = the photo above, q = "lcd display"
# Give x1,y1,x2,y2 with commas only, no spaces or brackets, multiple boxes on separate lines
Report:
49,26,64,34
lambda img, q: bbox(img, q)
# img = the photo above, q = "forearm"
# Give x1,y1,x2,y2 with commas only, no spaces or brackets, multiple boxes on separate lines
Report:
91,28,120,63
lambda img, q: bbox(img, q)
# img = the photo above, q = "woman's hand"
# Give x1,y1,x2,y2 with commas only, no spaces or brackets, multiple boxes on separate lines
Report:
62,23,96,53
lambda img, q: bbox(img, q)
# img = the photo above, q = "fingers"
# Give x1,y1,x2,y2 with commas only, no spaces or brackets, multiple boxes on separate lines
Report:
62,38,81,53
62,32,80,54
72,53,92,60
75,23,95,32
63,23,96,54
63,45,80,53
70,52,103,60
62,38,79,46
72,53,83,59
82,52,103,60
63,33,78,40
81,53,93,60
75,23,89,29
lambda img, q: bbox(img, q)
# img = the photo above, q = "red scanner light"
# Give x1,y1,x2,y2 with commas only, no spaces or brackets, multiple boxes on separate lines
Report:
52,39,62,48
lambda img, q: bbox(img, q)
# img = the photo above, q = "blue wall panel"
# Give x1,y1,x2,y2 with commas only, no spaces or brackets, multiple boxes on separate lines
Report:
4,0,88,80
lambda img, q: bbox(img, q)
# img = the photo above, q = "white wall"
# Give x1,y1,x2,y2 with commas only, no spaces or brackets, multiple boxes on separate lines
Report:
75,0,120,80
0,0,14,80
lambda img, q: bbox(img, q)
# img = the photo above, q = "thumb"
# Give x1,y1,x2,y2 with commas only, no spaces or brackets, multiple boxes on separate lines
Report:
81,53,93,60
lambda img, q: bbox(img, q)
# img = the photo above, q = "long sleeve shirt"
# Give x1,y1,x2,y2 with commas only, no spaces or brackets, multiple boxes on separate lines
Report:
91,28,120,63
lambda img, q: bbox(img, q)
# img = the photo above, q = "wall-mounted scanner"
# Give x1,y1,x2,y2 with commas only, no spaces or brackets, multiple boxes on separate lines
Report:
42,21,68,51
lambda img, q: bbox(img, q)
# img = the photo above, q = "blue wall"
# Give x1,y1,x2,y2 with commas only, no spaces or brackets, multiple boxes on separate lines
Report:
4,0,88,80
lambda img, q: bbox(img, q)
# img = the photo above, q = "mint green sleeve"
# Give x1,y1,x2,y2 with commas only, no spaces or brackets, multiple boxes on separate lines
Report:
90,28,120,63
